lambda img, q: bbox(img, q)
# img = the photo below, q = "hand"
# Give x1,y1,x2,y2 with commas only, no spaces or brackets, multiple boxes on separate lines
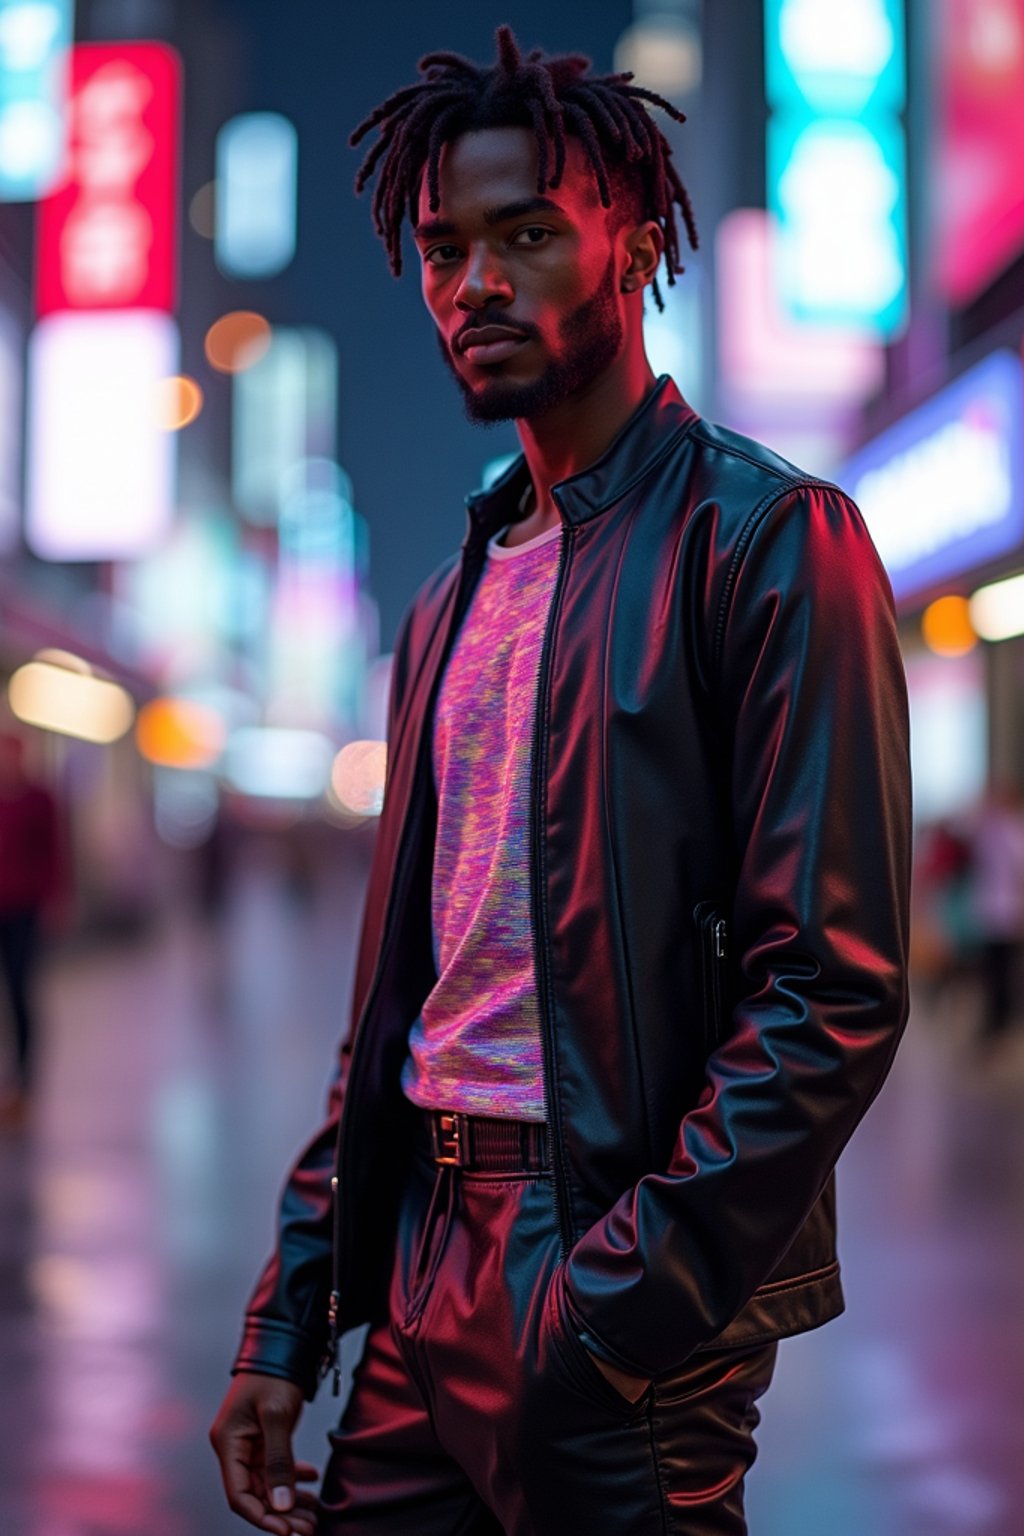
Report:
586,1348,651,1404
209,1372,320,1534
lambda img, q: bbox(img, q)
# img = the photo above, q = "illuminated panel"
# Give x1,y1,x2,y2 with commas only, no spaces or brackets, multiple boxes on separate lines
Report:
9,655,134,742
716,208,884,410
222,727,334,800
36,42,181,316
643,261,704,410
839,350,1024,603
25,309,179,560
970,571,1024,642
215,112,297,278
232,326,337,523
765,0,905,114
935,0,1024,304
769,112,907,335
904,649,986,824
0,0,74,199
0,297,22,551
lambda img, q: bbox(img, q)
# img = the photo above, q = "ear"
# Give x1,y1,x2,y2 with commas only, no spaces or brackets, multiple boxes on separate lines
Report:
621,219,664,294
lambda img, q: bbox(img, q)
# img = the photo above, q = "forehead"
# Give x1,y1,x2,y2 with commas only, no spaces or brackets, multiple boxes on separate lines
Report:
415,125,603,226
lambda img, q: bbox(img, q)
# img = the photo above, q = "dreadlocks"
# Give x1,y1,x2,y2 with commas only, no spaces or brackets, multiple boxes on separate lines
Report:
348,23,698,312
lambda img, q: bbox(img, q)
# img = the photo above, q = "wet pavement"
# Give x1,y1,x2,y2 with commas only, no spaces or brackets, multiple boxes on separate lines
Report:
1,846,1022,1536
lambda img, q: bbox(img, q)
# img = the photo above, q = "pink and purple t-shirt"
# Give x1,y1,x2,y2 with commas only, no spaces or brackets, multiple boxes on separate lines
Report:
400,519,562,1122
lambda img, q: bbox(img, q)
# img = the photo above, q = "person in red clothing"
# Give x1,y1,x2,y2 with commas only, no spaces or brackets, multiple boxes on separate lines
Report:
0,733,62,1128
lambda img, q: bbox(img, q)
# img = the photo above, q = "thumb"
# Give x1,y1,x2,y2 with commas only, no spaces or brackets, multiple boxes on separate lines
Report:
259,1400,298,1512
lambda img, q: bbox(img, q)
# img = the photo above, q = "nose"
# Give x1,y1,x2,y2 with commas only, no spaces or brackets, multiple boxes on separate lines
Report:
453,243,514,312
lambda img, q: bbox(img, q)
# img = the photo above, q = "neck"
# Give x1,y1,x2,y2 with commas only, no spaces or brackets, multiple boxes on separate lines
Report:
514,343,658,528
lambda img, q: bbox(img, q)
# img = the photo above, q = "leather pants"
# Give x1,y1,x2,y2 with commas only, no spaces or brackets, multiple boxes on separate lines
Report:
316,1146,778,1535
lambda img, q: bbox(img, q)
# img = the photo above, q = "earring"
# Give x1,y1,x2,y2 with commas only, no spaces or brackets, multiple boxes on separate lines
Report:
622,276,636,292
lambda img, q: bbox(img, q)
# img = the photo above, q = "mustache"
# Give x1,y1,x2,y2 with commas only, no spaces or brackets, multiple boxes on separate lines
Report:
453,316,538,351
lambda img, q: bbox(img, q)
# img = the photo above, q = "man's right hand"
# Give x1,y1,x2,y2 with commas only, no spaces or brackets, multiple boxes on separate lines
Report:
209,1372,320,1535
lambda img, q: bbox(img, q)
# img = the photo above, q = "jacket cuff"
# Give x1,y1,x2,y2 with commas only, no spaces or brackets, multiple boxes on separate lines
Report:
231,1316,324,1403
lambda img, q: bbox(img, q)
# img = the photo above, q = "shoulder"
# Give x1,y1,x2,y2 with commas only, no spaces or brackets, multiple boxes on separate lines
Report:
684,416,834,517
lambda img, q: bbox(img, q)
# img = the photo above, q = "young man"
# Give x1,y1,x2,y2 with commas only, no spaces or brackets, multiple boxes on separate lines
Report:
211,27,912,1536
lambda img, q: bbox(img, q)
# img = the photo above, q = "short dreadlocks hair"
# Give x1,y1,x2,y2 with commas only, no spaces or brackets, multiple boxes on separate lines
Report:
348,23,698,312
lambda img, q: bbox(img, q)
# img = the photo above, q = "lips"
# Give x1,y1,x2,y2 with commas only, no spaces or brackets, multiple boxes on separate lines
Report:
457,325,531,365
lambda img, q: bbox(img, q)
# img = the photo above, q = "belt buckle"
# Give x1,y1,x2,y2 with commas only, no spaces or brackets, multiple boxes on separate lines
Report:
432,1112,463,1166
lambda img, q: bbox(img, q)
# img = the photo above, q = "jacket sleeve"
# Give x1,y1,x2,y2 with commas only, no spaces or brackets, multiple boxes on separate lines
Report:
564,482,913,1379
230,601,418,1399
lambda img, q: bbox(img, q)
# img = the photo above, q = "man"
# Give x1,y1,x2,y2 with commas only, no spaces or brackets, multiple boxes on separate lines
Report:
211,27,912,1536
0,733,62,1131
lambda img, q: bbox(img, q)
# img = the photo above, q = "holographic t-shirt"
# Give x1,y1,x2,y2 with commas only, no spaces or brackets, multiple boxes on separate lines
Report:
400,518,562,1121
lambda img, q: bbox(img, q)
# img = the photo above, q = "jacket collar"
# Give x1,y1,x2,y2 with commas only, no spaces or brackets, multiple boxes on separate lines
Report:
463,374,698,548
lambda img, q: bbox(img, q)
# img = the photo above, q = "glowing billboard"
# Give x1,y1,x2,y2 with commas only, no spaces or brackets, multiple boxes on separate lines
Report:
0,0,74,199
764,0,905,114
232,326,337,523
215,112,297,278
769,112,907,335
25,308,179,559
934,0,1024,305
35,42,181,315
839,350,1024,603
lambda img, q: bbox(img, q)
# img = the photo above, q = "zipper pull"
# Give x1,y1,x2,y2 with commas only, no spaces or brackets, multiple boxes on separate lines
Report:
322,1288,341,1396
713,918,728,960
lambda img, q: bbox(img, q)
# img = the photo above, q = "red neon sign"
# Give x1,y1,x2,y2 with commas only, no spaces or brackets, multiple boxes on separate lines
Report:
36,43,181,317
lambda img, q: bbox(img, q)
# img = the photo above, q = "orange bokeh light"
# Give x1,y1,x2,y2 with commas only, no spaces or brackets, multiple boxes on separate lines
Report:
204,310,272,374
921,594,978,658
136,698,226,769
155,375,203,431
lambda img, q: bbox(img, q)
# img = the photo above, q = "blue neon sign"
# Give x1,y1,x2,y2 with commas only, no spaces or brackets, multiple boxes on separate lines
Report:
765,0,905,116
0,0,74,200
839,350,1024,603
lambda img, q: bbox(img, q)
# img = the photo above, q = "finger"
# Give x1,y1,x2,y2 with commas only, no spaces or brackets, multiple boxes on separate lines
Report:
293,1461,319,1482
258,1402,298,1513
218,1442,280,1531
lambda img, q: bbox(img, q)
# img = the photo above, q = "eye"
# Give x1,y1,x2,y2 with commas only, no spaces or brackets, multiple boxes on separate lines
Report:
512,226,552,247
424,244,462,266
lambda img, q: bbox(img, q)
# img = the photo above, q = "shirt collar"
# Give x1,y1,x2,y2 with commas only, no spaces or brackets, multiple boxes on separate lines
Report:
463,374,698,549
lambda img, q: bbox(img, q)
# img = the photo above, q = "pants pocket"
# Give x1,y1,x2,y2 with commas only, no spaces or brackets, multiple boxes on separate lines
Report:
400,1161,457,1330
546,1264,652,1419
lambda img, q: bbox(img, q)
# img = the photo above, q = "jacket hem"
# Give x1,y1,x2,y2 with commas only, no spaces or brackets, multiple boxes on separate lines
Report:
692,1260,844,1353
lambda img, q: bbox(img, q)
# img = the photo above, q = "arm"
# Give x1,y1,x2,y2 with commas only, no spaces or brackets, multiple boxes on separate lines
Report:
565,483,913,1379
230,601,418,1397
211,604,419,1529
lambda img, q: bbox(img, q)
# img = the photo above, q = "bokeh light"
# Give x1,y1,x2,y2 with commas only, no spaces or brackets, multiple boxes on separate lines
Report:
135,697,226,769
969,571,1024,643
154,374,203,431
921,594,978,657
203,310,272,374
188,179,216,239
9,653,135,743
330,739,387,817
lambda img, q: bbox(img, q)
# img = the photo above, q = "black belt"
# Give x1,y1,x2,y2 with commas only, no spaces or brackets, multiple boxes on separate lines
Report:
416,1109,550,1172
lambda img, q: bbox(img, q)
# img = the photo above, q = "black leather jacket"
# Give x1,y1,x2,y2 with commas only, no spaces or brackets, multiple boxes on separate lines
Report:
233,374,912,1396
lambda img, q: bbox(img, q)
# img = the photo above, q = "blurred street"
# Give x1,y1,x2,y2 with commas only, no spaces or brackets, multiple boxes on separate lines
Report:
0,846,1023,1536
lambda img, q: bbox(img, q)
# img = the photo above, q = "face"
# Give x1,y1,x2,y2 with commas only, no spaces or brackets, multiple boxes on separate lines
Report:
414,126,648,423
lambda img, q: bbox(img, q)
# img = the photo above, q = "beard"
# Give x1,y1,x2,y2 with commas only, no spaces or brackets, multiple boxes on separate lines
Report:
435,251,623,424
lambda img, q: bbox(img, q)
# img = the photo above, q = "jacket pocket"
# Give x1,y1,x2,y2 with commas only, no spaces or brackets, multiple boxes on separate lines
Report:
693,901,728,1055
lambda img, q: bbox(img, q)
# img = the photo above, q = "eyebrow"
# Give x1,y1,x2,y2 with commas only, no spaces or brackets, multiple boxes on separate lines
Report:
413,195,568,242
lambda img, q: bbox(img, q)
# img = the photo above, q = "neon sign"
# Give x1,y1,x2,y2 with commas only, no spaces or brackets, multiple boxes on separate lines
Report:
839,350,1024,602
35,42,181,315
0,0,73,199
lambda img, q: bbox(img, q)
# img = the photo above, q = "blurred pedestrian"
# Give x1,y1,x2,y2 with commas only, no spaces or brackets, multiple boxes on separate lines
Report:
967,782,1024,1046
0,733,62,1129
211,26,912,1536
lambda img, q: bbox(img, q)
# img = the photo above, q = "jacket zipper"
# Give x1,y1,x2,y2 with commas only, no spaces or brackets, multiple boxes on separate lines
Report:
693,900,728,1051
531,522,576,1261
322,550,486,1392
